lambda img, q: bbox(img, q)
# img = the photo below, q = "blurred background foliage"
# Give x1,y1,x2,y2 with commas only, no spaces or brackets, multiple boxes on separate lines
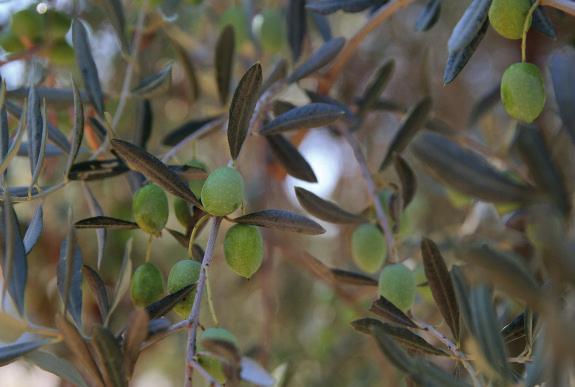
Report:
0,0,574,386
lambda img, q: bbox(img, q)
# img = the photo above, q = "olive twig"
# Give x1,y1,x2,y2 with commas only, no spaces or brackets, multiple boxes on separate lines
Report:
144,234,153,263
188,214,211,258
521,0,540,63
185,216,223,387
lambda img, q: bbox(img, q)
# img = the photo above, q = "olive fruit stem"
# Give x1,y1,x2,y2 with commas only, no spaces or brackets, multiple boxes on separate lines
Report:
145,234,153,263
205,268,219,325
185,216,222,387
521,0,540,63
339,125,398,263
188,214,211,258
541,0,575,15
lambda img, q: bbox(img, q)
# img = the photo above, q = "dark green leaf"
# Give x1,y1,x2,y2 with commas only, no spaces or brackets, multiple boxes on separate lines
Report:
393,154,416,209
26,86,42,175
82,183,106,269
25,350,89,387
260,103,345,135
82,265,110,323
55,315,104,386
444,19,487,84
370,296,418,328
411,132,535,203
380,97,432,170
57,215,83,327
288,37,345,83
64,81,85,178
457,243,541,308
166,228,189,248
0,335,51,367
295,186,365,224
123,308,149,378
304,90,356,122
73,19,105,117
75,216,138,230
549,46,575,144
99,0,128,52
232,209,325,235
30,98,47,191
161,116,222,146
146,285,195,320
0,103,26,177
1,189,27,315
311,12,332,41
215,25,235,105
131,63,173,97
450,266,473,338
287,0,306,61
111,139,201,206
266,134,317,182
421,237,460,342
514,123,570,215
134,100,152,149
469,285,512,381
90,325,125,387
272,100,296,117
23,205,42,255
357,60,395,116
415,0,441,31
531,1,556,39
331,269,377,286
306,0,381,14
447,0,490,53
228,63,262,160
68,159,129,181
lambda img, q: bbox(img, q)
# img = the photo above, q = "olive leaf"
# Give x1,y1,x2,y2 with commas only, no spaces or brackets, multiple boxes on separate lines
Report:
0,334,52,367
162,116,222,146
311,12,332,41
68,159,129,181
111,139,201,206
90,325,125,387
444,19,488,84
25,350,89,387
260,103,345,135
55,315,104,386
64,81,84,177
261,59,287,94
23,205,43,255
0,102,27,178
215,25,235,105
306,0,379,14
227,63,262,160
145,285,195,319
447,0,490,53
501,312,526,344
450,266,473,339
287,37,345,83
393,154,416,209
82,183,106,269
233,209,325,235
357,60,395,116
171,40,200,102
415,0,441,31
420,237,460,342
531,1,556,39
287,0,307,61
380,97,432,170
295,186,365,224
134,100,152,149
548,46,575,144
369,297,418,328
331,269,378,286
99,0,128,53
29,98,47,192
468,84,500,127
105,239,132,325
75,216,138,230
82,265,110,323
266,134,317,183
123,308,149,378
26,86,43,175
72,19,105,117
131,63,173,97
411,132,535,203
1,189,27,316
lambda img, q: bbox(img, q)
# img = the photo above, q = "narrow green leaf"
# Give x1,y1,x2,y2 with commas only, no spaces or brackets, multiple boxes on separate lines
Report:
261,58,287,93
444,19,487,84
162,116,222,146
447,0,490,53
90,325,125,387
82,265,110,323
0,335,51,367
450,265,474,339
415,0,441,31
131,63,173,97
68,159,127,181
65,80,84,178
421,237,460,342
23,205,42,255
287,0,306,61
106,239,132,324
215,25,235,105
30,98,48,192
357,60,395,116
0,102,26,178
75,216,138,230
26,86,42,175
380,97,432,170
233,209,325,235
123,308,149,379
370,296,418,328
72,19,105,117
145,284,195,320
260,103,345,135
331,269,377,286
82,183,106,269
412,359,470,387
25,350,89,387
57,212,83,327
227,63,262,160
111,139,201,206
287,37,345,83
295,186,365,224
411,132,535,203
393,154,416,209
266,135,317,183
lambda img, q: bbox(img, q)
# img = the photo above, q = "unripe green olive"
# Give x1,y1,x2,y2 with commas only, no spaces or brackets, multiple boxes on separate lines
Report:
378,264,416,311
167,260,201,318
0,32,25,53
173,160,208,227
200,327,239,347
223,224,264,279
197,354,228,384
351,224,386,274
197,327,238,384
131,262,164,307
11,8,43,41
500,62,545,123
48,39,75,66
201,167,245,216
133,184,169,236
489,0,532,40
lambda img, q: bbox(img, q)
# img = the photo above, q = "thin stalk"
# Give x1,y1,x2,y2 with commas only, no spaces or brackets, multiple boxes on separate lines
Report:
521,0,540,63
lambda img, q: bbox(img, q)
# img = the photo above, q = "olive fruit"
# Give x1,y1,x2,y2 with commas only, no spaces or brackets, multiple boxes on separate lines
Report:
224,224,264,279
201,167,245,216
489,0,532,40
133,184,169,236
173,160,208,227
198,328,238,384
351,224,386,274
167,260,201,317
500,62,545,123
200,327,239,347
0,32,24,53
378,264,416,311
11,8,43,42
131,262,164,307
48,40,75,66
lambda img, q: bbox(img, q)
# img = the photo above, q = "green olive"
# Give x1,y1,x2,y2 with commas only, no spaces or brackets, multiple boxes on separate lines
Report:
167,260,201,318
223,224,264,279
200,327,239,348
488,0,532,40
133,184,169,236
11,8,43,41
197,354,228,384
131,262,164,307
500,62,545,123
378,264,416,311
173,160,208,228
0,32,24,53
49,39,75,66
351,224,386,274
201,167,245,216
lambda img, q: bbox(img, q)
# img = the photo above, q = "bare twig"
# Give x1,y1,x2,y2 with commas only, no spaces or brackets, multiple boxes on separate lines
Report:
185,216,222,387
161,117,226,163
541,0,575,15
338,126,398,262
